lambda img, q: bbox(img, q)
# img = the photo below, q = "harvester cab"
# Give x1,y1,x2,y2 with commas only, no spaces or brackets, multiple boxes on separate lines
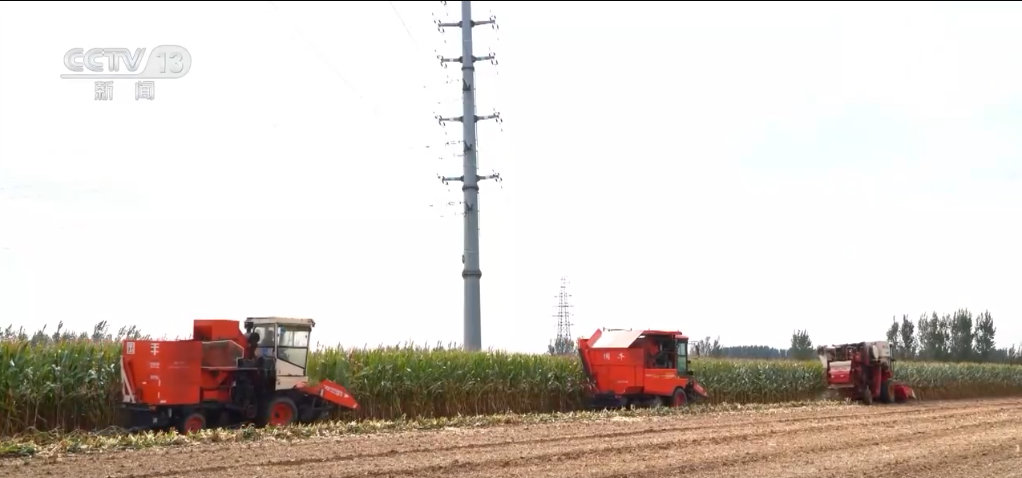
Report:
817,340,917,405
119,317,359,435
243,317,315,391
578,328,708,409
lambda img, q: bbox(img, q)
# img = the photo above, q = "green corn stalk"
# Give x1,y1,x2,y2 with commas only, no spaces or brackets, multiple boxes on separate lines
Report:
3,327,1022,436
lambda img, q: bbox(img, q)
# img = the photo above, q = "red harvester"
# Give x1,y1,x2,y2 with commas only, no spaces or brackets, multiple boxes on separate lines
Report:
119,317,359,433
577,328,709,408
817,340,917,405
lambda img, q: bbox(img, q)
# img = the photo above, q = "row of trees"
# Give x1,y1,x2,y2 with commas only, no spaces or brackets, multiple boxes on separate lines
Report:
885,310,1021,363
688,309,1022,365
693,329,815,360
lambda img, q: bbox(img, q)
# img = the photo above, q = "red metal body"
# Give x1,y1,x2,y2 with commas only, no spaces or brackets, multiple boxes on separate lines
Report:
577,328,708,408
120,318,358,433
817,341,917,405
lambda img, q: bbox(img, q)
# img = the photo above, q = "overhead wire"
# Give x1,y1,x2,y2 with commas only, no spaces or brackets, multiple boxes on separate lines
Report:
265,0,432,149
265,1,461,217
267,1,366,103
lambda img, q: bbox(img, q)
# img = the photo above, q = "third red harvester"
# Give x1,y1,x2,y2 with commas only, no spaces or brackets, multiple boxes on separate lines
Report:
817,340,917,405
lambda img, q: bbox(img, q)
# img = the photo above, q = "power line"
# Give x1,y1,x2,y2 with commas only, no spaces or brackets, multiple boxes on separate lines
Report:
265,1,428,154
388,1,419,45
435,1,502,352
266,1,364,100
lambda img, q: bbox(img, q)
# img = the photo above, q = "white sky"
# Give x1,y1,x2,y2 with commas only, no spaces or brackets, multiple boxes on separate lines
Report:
1,1,1021,353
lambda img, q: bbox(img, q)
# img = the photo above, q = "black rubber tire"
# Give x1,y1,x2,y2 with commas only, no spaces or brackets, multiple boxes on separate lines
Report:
880,379,894,404
862,386,873,405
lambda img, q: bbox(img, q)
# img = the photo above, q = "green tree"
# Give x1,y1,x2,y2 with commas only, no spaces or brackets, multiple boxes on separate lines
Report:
789,329,814,361
547,336,577,356
719,345,789,359
948,308,974,362
917,311,950,361
886,316,901,355
916,312,934,360
934,312,951,361
693,336,722,358
899,314,916,360
973,310,996,362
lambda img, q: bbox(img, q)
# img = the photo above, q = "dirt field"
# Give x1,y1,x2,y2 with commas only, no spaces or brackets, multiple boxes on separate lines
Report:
4,397,1022,478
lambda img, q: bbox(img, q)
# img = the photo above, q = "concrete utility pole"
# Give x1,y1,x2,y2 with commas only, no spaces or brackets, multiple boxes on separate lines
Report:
437,1,500,352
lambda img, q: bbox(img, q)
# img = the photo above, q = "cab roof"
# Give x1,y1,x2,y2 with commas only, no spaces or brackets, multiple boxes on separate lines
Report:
244,317,316,327
589,328,688,349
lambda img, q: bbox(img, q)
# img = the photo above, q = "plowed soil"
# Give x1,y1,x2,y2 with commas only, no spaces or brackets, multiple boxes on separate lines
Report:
5,397,1022,478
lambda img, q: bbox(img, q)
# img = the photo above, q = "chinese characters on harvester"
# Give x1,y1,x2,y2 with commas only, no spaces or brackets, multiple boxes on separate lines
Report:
93,80,156,101
62,46,191,101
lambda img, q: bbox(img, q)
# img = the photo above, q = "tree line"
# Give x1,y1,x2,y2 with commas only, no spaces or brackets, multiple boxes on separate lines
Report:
691,329,817,360
885,310,1021,363
688,309,1022,365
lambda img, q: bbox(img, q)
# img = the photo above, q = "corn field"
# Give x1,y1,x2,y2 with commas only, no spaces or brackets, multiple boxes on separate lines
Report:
4,329,1022,436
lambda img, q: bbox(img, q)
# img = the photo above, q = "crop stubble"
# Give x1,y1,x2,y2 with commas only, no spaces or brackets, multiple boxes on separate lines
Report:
4,398,1022,478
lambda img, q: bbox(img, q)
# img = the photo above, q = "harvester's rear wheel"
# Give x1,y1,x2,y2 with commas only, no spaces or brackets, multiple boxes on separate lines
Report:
262,396,298,427
177,412,206,435
862,385,873,405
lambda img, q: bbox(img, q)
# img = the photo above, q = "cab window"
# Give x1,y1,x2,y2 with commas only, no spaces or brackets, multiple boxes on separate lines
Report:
676,339,688,375
276,326,311,369
254,325,275,347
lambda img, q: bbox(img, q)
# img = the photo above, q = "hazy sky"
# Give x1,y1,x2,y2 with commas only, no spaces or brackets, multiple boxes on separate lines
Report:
1,1,1021,353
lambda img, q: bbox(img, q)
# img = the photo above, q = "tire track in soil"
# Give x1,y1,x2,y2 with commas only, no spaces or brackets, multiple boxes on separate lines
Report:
84,397,999,468
868,427,1021,478
377,407,1022,478
676,412,1022,478
5,398,1022,478
147,400,937,467
117,402,1013,475
631,413,1022,478
154,400,1022,478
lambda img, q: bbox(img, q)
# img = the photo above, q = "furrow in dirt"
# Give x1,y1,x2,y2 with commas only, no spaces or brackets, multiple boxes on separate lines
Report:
78,401,1018,478
395,405,1022,478
4,397,1022,478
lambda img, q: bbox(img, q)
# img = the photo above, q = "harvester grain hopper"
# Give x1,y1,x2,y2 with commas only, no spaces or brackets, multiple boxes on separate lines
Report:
577,328,708,409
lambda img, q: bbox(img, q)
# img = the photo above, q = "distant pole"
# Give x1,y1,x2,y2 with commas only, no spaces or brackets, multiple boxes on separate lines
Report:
437,1,500,352
553,277,574,354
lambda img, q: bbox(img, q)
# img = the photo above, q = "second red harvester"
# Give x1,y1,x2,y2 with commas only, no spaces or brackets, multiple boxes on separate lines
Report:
577,328,709,409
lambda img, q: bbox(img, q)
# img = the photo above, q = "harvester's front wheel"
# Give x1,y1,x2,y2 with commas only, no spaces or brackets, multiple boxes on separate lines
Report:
177,411,206,435
669,388,688,408
260,396,298,428
880,379,894,404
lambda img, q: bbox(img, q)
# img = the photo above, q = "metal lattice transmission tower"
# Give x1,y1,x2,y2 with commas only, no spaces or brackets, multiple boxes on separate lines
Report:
553,277,574,354
436,0,501,352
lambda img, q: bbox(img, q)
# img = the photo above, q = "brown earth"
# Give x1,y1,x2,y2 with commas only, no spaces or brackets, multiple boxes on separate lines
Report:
4,397,1022,478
